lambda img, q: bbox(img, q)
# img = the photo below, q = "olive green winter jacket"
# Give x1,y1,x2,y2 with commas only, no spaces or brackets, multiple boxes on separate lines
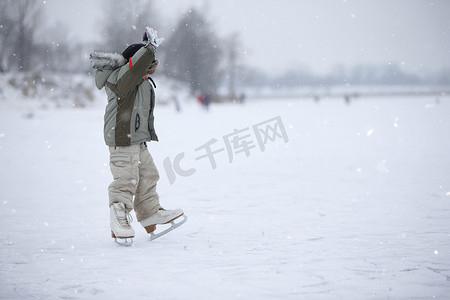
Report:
94,45,158,146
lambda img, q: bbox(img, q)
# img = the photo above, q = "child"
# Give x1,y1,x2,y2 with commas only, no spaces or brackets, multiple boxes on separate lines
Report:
90,27,184,245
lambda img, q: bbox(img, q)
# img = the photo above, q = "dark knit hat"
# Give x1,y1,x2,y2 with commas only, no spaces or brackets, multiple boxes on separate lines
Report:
121,44,145,61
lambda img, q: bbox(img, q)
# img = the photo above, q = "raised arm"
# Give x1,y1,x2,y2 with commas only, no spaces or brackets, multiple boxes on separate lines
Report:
115,27,164,96
115,44,155,95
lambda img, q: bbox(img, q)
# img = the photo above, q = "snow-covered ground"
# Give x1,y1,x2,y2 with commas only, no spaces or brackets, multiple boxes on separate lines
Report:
1,93,449,299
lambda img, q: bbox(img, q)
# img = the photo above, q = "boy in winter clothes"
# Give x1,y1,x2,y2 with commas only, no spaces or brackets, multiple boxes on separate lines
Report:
90,27,184,245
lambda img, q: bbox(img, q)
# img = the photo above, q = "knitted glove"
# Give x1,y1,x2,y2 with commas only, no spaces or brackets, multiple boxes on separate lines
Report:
143,27,164,48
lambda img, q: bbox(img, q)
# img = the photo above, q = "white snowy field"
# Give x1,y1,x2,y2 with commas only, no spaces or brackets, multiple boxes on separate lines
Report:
1,95,450,299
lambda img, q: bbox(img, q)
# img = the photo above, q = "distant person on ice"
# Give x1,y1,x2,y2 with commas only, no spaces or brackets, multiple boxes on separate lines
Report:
196,92,211,110
90,27,184,246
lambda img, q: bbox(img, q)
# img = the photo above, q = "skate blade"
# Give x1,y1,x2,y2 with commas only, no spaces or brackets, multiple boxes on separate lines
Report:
149,215,187,241
111,231,134,246
114,237,134,247
144,213,184,233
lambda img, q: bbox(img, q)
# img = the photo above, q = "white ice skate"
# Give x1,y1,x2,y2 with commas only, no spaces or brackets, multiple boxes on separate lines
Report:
110,203,135,246
140,208,187,241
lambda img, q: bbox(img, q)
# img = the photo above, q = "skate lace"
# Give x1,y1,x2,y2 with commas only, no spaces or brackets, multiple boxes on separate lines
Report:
114,206,133,227
125,212,133,224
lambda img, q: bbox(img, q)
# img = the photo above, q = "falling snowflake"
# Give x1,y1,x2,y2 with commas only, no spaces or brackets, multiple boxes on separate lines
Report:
394,117,399,128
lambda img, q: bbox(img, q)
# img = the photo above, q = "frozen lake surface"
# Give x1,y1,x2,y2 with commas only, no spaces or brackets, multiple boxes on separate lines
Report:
1,96,449,299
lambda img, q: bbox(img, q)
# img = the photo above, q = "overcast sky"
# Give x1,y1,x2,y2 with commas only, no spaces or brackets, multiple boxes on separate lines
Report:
45,0,450,75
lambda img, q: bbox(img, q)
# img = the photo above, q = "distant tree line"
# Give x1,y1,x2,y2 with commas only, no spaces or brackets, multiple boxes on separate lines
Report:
1,0,448,96
240,64,450,89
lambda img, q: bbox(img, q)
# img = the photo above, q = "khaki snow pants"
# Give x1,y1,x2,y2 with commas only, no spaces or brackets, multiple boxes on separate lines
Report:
108,143,161,222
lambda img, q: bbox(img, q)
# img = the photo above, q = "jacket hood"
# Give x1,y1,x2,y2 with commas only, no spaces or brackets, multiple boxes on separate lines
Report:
90,51,127,70
90,51,127,90
94,69,114,90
